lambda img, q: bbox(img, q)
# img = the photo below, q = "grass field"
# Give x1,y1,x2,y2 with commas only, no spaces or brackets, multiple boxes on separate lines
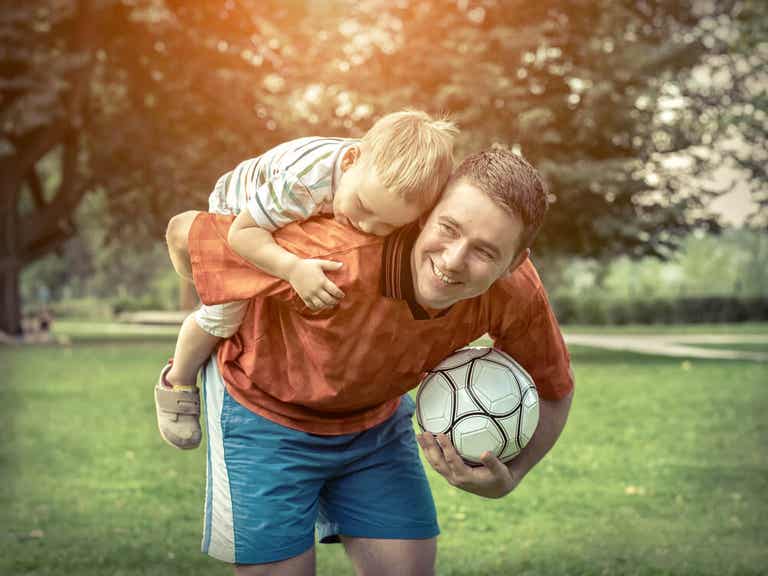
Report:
1,333,766,575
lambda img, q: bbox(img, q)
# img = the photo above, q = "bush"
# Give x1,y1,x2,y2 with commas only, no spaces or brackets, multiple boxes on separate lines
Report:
553,296,768,325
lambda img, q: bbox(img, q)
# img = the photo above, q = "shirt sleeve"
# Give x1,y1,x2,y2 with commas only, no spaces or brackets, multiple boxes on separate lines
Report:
188,212,291,305
246,169,332,232
488,280,574,401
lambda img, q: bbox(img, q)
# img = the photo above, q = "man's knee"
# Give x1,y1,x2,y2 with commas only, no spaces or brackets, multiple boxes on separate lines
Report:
165,210,199,252
342,537,436,576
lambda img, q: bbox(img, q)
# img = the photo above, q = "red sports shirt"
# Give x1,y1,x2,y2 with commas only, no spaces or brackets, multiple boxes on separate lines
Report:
190,213,573,435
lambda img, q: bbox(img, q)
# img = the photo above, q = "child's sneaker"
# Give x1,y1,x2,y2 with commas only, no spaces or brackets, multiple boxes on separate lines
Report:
154,360,201,450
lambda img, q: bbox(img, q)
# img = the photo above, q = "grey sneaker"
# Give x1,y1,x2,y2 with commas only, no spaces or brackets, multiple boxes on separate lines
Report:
154,361,201,450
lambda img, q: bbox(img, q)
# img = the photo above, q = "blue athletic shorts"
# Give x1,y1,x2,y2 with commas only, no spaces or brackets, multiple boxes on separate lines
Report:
200,356,439,565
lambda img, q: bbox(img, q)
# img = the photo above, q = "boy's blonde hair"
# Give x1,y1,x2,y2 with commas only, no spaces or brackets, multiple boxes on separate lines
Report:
361,110,458,210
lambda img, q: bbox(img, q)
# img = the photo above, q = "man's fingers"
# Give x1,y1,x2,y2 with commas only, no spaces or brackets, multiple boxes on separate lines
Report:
436,434,466,477
416,433,449,475
480,451,509,478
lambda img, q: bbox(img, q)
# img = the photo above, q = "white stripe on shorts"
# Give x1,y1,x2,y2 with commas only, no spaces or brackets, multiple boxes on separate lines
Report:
201,355,236,563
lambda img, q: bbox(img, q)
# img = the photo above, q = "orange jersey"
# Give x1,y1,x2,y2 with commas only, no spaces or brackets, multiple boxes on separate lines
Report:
190,213,573,435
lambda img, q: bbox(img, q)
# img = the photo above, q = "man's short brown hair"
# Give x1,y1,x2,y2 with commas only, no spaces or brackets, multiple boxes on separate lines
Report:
448,147,548,252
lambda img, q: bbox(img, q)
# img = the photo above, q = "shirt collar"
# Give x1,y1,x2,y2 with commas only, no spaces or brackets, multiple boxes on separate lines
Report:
380,223,452,320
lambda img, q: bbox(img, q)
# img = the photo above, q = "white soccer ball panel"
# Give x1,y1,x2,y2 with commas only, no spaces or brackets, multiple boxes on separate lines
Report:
432,346,490,371
470,360,522,415
488,349,536,385
417,374,454,434
519,389,540,447
496,412,521,462
452,415,505,463
454,386,479,418
442,363,471,391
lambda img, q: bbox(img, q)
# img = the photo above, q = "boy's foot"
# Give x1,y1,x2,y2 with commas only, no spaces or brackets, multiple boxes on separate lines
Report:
154,361,202,450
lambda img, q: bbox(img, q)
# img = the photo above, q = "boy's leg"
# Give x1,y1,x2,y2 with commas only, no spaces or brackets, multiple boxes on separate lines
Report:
165,313,222,388
155,313,220,449
165,210,200,280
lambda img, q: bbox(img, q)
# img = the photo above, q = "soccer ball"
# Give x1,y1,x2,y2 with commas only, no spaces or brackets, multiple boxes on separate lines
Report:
415,346,539,465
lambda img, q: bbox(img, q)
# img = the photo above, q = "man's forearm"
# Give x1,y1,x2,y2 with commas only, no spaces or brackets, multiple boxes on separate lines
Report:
507,387,573,485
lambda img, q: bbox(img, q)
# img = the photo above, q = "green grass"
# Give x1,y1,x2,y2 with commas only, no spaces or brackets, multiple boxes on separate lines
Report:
2,343,766,575
683,342,768,354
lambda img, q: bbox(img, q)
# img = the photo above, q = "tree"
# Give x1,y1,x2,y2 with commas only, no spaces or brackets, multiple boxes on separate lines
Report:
4,0,763,329
0,1,95,334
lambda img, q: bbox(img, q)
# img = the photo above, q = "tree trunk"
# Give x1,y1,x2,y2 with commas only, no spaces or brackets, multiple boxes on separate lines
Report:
0,170,21,335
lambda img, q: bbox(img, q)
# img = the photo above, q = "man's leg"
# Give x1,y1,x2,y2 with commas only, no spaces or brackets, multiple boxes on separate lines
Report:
316,396,439,574
341,537,436,576
233,547,316,576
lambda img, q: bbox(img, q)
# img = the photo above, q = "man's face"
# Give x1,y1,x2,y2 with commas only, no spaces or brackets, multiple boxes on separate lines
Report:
411,179,528,310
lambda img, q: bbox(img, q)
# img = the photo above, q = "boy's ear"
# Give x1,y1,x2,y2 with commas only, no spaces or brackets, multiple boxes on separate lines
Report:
340,145,361,172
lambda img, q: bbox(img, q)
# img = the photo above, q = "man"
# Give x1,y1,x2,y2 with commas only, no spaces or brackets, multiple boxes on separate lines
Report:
166,148,574,575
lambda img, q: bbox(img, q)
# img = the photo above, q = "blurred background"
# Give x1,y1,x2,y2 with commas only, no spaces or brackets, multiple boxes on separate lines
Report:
1,0,766,333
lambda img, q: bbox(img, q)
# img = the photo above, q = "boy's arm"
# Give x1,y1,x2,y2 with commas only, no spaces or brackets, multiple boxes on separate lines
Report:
227,210,345,310
227,209,303,282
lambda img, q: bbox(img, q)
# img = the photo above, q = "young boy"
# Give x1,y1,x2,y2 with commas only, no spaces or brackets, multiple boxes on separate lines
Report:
155,110,458,449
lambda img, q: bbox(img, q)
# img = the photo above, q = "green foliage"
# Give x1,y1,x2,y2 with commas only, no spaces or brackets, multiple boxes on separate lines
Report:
2,343,766,575
20,190,180,316
20,0,757,257
550,228,768,300
554,295,768,325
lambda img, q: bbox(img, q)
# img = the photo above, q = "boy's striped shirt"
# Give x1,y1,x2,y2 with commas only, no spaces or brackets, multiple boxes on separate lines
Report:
207,137,358,230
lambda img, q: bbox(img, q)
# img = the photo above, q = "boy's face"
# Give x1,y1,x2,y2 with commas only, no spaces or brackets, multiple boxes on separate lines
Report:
333,148,423,236
410,179,529,310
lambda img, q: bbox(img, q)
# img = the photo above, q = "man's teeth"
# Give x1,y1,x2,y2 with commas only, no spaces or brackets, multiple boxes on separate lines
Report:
431,260,458,284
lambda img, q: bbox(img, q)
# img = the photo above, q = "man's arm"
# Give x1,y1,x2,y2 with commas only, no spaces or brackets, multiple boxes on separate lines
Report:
416,385,573,498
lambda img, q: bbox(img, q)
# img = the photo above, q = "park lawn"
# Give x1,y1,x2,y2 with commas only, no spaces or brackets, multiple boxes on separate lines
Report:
683,341,768,354
1,343,766,576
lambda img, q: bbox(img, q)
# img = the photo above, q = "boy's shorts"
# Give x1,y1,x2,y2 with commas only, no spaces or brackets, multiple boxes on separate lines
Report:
194,301,248,338
200,356,440,565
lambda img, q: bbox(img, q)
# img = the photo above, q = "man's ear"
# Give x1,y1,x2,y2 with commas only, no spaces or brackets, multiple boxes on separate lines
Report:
504,248,530,276
340,145,361,173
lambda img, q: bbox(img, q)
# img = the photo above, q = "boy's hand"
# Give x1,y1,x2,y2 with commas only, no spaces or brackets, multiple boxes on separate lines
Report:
288,259,346,310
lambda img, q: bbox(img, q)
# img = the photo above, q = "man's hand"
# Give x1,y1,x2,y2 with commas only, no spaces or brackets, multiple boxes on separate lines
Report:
288,258,346,310
416,433,518,498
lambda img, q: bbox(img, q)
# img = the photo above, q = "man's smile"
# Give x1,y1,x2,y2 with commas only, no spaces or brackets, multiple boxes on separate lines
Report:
430,258,460,285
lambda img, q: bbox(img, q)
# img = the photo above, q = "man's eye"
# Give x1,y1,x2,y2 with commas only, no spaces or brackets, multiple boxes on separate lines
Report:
438,222,455,235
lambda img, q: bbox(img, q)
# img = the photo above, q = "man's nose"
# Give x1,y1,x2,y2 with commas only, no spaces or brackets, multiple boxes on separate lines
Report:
442,240,467,271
